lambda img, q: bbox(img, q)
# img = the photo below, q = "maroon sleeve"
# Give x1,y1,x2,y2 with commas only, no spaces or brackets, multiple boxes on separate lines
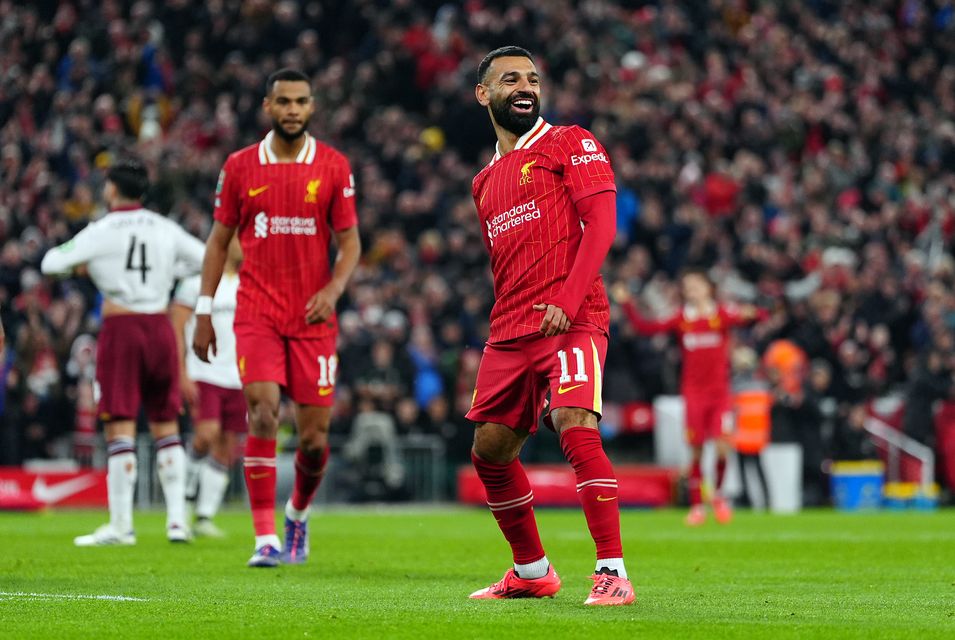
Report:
328,155,358,231
622,301,681,335
545,189,616,320
213,155,240,227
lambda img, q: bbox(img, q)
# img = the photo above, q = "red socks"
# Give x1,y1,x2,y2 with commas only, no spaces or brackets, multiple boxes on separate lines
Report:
291,447,329,511
560,426,623,560
688,458,703,506
471,450,546,565
243,436,277,536
715,456,727,495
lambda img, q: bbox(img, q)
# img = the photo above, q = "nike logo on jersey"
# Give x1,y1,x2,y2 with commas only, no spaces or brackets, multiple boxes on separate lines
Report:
596,495,617,502
32,475,99,504
248,185,270,197
318,388,334,397
557,383,585,394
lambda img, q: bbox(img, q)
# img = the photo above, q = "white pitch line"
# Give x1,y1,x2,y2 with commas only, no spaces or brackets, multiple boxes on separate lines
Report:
0,591,147,602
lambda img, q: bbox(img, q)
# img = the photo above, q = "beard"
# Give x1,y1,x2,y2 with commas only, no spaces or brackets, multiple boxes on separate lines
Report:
489,92,540,137
272,118,309,142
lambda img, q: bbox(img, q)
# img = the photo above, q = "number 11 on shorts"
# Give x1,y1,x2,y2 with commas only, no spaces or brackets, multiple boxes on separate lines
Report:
557,348,589,384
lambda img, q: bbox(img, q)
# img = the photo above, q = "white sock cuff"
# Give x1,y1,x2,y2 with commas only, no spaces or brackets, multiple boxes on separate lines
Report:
107,438,136,456
285,499,310,523
514,555,550,580
595,557,627,579
255,534,282,551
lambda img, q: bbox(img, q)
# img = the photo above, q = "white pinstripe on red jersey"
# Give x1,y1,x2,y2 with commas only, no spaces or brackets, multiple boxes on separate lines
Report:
472,119,615,343
214,132,357,338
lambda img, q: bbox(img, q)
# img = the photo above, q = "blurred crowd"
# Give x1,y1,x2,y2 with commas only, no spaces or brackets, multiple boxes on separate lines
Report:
1,0,955,496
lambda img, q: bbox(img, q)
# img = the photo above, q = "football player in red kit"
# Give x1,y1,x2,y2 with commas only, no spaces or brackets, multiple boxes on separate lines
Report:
616,269,765,526
193,69,360,567
465,47,633,606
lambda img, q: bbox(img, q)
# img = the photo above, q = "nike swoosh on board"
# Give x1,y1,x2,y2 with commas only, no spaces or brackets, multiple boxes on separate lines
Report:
31,475,99,504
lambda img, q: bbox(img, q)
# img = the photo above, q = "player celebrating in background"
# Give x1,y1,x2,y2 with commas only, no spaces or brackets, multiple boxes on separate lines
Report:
193,69,361,567
615,269,765,526
41,157,205,545
171,237,245,538
466,47,633,606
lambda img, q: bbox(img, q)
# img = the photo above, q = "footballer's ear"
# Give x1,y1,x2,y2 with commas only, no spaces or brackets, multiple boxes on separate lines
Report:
475,83,490,107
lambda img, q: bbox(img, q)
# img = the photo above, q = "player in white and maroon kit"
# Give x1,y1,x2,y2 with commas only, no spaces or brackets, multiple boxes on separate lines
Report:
466,47,634,606
40,157,204,546
171,237,245,538
193,69,361,567
616,269,766,526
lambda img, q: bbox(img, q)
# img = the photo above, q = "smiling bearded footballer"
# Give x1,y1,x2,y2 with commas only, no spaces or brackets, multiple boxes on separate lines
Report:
465,46,634,606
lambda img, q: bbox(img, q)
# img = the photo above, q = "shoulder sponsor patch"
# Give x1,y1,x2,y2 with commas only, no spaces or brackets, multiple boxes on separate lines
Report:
581,138,597,152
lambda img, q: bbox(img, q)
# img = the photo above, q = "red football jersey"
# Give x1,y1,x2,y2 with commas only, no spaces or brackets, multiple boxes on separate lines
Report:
625,303,750,395
472,118,616,343
214,131,358,338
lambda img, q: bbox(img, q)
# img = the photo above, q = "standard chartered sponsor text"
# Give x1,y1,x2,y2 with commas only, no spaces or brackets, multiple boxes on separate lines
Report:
270,216,317,236
488,200,540,238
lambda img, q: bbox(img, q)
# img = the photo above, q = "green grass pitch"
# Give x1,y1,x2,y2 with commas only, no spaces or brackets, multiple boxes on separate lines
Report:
0,508,952,639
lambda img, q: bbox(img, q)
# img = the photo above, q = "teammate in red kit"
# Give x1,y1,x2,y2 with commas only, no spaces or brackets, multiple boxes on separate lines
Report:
614,269,765,526
193,69,361,567
465,47,634,606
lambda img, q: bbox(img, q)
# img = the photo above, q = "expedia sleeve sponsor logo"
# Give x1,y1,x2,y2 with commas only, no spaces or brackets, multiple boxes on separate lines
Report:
571,152,609,166
486,200,540,244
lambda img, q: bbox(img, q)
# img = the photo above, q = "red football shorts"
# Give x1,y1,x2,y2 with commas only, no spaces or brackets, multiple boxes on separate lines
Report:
466,327,607,433
234,321,337,406
684,393,733,447
96,314,179,422
196,381,248,433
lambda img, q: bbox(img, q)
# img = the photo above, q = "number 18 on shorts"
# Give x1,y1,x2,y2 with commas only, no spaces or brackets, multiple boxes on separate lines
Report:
235,323,339,406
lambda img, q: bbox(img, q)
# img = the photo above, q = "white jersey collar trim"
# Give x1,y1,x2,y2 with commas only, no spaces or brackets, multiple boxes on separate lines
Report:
490,117,551,165
259,131,315,165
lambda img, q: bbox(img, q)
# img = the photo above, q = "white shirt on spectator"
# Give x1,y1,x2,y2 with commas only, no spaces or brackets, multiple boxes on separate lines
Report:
173,274,242,389
40,207,205,314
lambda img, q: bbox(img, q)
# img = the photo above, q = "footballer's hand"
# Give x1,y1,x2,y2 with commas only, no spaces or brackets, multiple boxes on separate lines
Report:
192,315,217,363
180,376,199,409
305,284,341,324
533,303,571,337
